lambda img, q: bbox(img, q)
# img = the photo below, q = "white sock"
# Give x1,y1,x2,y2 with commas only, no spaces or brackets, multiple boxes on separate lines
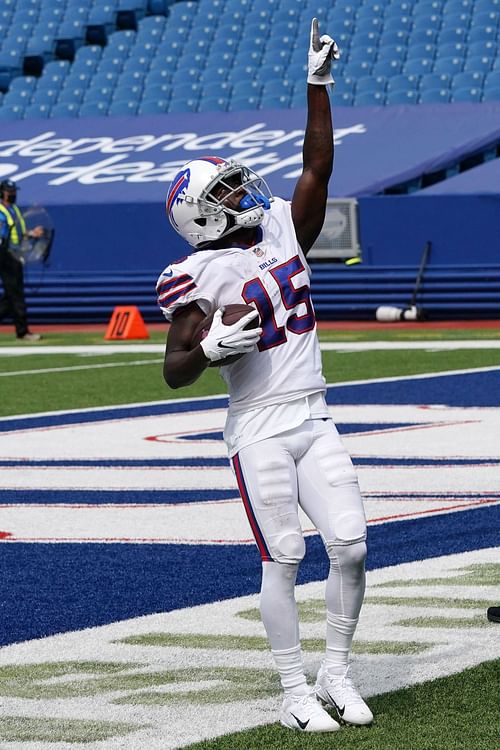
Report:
324,612,358,675
272,645,309,695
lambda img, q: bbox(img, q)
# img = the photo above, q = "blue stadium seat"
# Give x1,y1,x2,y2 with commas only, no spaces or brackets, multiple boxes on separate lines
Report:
37,72,68,91
79,101,109,117
168,96,199,112
118,70,146,87
55,20,86,60
354,16,384,34
82,85,116,104
24,102,51,118
354,30,382,47
348,46,378,63
142,82,171,101
226,65,259,84
384,15,414,32
354,4,385,19
408,28,438,45
419,72,452,89
444,10,472,28
334,90,354,106
386,73,420,92
385,88,419,104
50,101,79,118
356,75,387,94
406,43,436,61
484,70,500,88
344,60,374,77
31,88,59,106
166,1,198,26
419,87,452,102
108,99,139,116
227,93,261,111
413,0,444,14
412,13,443,30
116,0,148,30
262,78,294,98
94,57,124,75
482,87,500,101
171,80,202,100
438,27,468,44
433,56,465,74
452,71,485,89
143,68,172,87
468,40,498,58
232,79,263,99
137,98,169,114
107,30,137,50
203,80,232,99
402,57,435,76
438,42,468,59
72,58,101,76
290,87,307,107
371,59,403,76
451,86,483,102
199,65,229,83
333,75,356,95
133,41,158,59
86,7,118,45
0,104,24,120
382,44,409,62
3,88,32,107
233,48,265,67
473,10,500,26
57,87,88,104
122,55,152,73
260,93,291,109
75,45,104,63
468,25,498,43
354,90,386,105
9,75,37,93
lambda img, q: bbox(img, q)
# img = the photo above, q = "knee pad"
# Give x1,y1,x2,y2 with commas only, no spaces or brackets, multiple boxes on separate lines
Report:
273,531,306,564
334,511,367,545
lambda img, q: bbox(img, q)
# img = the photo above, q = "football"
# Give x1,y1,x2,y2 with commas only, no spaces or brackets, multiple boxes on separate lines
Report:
192,303,259,367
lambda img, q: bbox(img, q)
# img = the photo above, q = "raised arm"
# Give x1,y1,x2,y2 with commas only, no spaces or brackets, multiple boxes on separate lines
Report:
291,18,339,255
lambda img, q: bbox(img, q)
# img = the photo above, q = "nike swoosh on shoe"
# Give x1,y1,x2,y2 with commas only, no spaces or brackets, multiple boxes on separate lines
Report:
290,713,310,730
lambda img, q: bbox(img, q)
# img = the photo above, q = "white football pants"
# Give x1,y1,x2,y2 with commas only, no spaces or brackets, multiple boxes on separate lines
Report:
232,418,367,664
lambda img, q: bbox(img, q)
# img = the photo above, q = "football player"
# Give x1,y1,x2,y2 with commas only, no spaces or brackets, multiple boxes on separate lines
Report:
157,19,373,733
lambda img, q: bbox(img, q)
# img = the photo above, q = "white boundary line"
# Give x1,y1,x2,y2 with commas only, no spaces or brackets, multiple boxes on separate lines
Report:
0,340,500,356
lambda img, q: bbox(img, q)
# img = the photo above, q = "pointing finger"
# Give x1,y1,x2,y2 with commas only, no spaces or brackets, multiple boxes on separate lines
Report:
310,17,321,52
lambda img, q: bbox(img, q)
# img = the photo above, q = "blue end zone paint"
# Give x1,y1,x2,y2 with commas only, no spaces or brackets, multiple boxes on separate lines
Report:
0,457,498,470
0,489,239,504
0,504,498,646
0,369,498,434
326,370,500,407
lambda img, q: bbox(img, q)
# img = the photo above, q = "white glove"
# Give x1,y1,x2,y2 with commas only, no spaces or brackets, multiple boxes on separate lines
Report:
200,307,262,363
307,17,340,86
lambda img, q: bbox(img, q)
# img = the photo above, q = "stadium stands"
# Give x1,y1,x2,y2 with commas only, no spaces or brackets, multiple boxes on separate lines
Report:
0,0,497,116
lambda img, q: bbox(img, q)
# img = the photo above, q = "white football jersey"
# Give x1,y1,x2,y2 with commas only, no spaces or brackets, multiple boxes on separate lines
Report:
157,197,326,414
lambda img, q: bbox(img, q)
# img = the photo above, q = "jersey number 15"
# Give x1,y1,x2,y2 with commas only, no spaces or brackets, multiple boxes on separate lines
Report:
242,255,315,351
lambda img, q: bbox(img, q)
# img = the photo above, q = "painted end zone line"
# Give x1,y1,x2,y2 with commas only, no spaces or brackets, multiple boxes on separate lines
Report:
1,496,499,544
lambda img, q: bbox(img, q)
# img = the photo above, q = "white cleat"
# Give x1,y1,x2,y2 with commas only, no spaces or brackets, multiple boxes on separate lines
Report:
280,691,341,732
314,664,373,726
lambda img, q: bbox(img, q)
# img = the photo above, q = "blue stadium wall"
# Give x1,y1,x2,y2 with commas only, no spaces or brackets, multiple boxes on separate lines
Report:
1,101,499,273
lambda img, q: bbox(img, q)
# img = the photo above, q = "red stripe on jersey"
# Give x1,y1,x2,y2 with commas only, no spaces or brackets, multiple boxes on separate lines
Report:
157,281,197,308
156,273,192,294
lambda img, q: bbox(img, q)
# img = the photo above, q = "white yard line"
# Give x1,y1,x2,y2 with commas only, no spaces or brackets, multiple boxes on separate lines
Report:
0,358,163,378
0,340,500,356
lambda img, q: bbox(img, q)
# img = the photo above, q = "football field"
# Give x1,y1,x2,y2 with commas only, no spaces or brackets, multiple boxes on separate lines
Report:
0,324,499,749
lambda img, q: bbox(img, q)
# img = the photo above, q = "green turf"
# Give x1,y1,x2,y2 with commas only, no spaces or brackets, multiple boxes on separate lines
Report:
184,659,499,750
0,336,499,416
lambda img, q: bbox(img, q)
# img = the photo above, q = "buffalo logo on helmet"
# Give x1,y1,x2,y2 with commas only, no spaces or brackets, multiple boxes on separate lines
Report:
166,168,191,229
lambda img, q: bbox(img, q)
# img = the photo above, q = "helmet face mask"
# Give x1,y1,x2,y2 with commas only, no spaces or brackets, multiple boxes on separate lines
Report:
166,157,273,248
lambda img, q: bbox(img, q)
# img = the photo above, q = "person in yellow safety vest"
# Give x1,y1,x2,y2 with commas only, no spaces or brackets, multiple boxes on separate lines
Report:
0,179,44,341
